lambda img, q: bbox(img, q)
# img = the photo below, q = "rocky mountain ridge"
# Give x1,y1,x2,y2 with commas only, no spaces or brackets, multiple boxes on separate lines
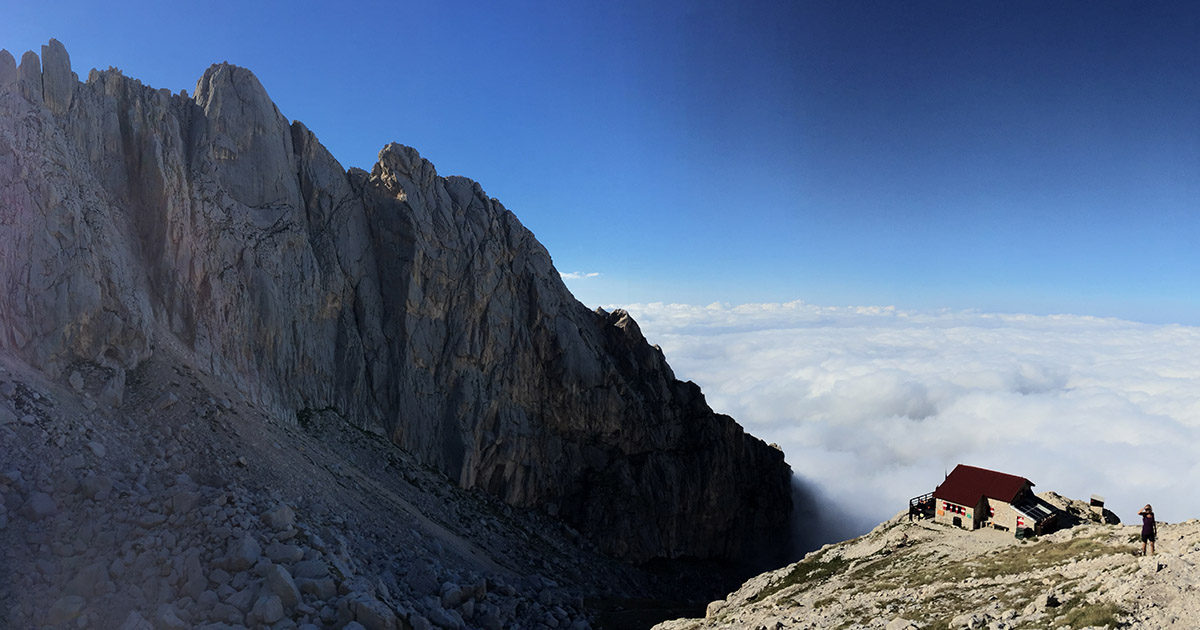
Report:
0,40,791,565
655,495,1199,630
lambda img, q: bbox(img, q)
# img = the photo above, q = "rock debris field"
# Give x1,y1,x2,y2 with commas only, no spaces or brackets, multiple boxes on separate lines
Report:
0,348,691,630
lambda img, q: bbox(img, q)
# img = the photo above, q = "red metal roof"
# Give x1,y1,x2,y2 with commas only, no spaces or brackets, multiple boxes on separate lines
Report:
933,464,1033,508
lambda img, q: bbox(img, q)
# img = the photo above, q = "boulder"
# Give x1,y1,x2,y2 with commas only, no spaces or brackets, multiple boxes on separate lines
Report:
181,551,207,600
292,559,329,579
86,441,106,458
117,611,154,630
24,492,56,520
264,564,301,608
226,533,261,572
171,490,200,514
263,504,295,530
351,594,398,630
80,474,113,500
64,561,110,598
225,584,259,613
44,595,86,625
155,391,179,410
249,595,284,625
439,582,464,609
99,372,126,408
297,577,337,600
265,541,304,564
405,560,439,596
154,604,188,630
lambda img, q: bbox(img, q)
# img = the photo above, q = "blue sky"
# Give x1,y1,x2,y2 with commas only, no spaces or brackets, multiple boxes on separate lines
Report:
4,1,1199,323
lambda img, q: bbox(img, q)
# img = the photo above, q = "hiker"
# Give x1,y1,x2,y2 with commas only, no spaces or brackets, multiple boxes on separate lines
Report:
1138,504,1156,556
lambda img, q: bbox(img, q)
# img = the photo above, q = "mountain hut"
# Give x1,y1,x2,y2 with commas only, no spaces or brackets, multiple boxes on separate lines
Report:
930,464,1057,534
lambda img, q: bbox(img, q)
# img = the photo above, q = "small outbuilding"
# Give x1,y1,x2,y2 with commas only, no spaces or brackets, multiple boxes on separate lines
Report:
930,464,1057,534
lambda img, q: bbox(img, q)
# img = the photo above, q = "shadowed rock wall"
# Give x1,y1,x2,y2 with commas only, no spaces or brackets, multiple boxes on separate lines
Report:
0,40,791,563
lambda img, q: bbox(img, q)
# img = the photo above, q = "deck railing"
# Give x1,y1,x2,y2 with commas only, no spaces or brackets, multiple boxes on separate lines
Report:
909,492,934,520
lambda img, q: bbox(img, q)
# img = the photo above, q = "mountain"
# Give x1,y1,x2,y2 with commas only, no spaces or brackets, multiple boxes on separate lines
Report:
0,39,792,569
655,494,1194,630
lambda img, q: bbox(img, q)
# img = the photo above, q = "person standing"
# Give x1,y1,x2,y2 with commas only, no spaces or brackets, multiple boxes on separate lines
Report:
1138,504,1157,556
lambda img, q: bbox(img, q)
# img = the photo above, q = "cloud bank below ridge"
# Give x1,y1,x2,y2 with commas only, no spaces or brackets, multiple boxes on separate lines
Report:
617,301,1200,542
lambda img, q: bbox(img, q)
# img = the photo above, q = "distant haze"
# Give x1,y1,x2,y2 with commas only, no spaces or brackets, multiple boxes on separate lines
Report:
618,301,1200,545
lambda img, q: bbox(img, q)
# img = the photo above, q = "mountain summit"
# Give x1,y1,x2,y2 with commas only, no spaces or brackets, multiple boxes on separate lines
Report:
0,40,791,564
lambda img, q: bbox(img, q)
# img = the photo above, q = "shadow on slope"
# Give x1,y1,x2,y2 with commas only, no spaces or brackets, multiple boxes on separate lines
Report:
789,474,864,560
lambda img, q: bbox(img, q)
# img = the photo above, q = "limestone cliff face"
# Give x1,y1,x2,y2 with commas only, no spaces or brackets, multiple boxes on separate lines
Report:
0,40,792,563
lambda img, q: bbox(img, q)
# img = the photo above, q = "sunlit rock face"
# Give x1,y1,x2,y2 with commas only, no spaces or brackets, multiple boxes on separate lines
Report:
0,39,792,563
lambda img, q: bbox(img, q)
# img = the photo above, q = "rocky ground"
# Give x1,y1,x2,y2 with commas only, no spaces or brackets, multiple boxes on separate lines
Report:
654,497,1200,630
0,343,729,630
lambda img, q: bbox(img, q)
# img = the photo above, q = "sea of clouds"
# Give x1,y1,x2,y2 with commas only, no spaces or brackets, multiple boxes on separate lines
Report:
616,300,1200,548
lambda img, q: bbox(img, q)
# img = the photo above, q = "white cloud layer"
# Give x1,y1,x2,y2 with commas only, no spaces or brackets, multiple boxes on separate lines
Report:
616,300,1200,543
560,271,601,280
